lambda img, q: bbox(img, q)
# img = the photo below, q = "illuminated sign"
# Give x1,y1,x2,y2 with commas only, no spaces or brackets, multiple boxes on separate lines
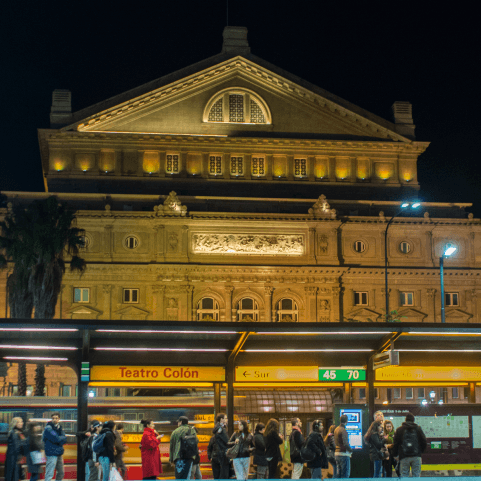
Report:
235,366,318,382
90,365,225,382
375,366,481,382
319,368,366,381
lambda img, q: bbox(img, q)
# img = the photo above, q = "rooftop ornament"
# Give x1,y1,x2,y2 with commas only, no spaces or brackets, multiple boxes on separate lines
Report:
154,191,187,217
308,195,337,219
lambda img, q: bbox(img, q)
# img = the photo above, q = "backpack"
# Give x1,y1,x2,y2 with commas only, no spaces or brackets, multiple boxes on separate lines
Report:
180,428,198,459
289,431,300,460
402,428,419,457
80,436,93,462
92,433,107,454
300,435,316,463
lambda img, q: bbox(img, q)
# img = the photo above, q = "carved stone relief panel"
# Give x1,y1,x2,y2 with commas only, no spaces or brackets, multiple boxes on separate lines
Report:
191,233,305,256
166,297,179,320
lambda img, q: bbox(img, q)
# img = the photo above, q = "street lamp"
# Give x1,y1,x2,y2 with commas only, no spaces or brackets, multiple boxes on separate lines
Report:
384,201,421,321
440,243,457,323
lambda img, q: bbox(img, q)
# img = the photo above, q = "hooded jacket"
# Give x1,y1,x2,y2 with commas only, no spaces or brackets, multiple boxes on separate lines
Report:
97,427,116,463
306,431,327,469
392,421,427,460
43,422,67,457
212,423,229,460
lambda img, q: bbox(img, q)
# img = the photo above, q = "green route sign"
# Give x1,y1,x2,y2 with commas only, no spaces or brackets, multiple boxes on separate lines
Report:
319,367,366,382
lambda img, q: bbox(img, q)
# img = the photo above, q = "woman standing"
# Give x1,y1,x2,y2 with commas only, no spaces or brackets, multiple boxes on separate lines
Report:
306,420,327,480
253,423,268,479
323,425,337,479
25,422,44,481
5,417,26,481
228,420,253,480
368,423,386,478
140,419,162,480
98,420,116,481
382,420,395,478
264,419,283,479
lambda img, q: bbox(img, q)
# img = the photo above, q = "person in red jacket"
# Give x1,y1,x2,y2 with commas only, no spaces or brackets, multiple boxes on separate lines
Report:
140,419,163,480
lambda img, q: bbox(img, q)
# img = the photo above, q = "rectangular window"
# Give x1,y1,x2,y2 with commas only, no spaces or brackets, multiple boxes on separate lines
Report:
452,387,459,399
393,388,401,399
230,157,243,175
123,288,139,303
60,384,71,397
445,292,459,306
400,292,414,306
354,292,368,305
294,158,307,177
229,94,244,122
417,388,425,399
405,387,414,399
359,388,366,399
209,156,222,175
74,288,90,303
252,156,265,176
166,154,180,174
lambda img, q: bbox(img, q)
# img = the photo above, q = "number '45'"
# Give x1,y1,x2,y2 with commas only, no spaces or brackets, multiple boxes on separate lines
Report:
323,370,336,380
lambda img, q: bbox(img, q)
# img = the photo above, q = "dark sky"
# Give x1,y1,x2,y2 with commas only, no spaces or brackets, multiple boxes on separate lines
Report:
2,2,478,213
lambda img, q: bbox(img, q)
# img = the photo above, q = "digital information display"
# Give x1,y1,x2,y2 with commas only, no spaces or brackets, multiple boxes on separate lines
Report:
340,408,363,449
319,368,366,381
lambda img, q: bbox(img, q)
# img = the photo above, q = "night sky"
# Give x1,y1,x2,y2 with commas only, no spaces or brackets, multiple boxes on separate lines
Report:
2,2,478,213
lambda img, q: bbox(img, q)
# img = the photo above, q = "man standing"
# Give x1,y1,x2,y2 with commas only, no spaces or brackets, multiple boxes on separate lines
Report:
114,423,128,479
289,418,304,479
392,413,427,477
170,416,198,480
43,412,67,481
211,413,229,480
334,415,352,479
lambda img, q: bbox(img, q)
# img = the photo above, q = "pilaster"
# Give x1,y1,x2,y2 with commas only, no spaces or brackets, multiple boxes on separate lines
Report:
427,288,437,323
224,286,234,322
304,286,318,322
264,286,274,322
152,285,165,320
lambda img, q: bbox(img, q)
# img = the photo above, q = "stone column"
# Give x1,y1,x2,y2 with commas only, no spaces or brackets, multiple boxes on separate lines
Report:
264,286,274,322
331,286,342,323
427,288,437,323
304,286,318,322
152,225,165,262
186,286,194,321
102,285,112,320
224,286,234,322
152,285,165,320
308,228,316,263
182,225,190,260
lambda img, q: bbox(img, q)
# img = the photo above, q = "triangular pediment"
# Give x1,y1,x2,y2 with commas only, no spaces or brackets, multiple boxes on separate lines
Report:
345,308,381,322
398,308,428,322
67,305,102,320
445,309,473,323
63,56,409,142
114,305,150,320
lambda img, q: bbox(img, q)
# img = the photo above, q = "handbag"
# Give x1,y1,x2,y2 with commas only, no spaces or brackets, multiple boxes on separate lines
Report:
109,467,123,481
226,442,240,460
30,450,46,464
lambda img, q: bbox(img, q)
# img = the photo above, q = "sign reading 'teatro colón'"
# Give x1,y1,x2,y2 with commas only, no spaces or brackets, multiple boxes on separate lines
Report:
90,365,225,382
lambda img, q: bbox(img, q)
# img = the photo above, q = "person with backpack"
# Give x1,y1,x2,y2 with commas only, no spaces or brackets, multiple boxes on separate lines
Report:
368,423,387,478
211,413,230,480
392,413,427,478
95,420,116,481
264,418,283,479
289,418,304,479
169,416,198,480
76,420,101,481
323,425,337,479
140,419,163,480
190,426,201,480
252,423,268,479
43,412,67,481
228,420,254,480
334,415,352,479
304,420,327,480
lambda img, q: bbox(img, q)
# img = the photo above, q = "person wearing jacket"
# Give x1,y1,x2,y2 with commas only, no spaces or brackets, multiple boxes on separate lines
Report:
264,418,283,479
97,421,117,481
228,420,254,480
190,427,202,480
114,423,128,479
368,423,386,478
76,420,102,481
140,419,162,480
392,413,427,478
170,416,198,479
334,415,352,479
253,423,268,479
5,417,26,481
305,420,327,480
323,425,337,479
382,420,396,478
289,418,304,479
211,413,229,480
43,413,67,481
25,422,44,481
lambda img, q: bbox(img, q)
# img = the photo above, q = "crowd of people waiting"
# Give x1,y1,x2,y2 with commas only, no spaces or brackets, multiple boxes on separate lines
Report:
4,410,428,481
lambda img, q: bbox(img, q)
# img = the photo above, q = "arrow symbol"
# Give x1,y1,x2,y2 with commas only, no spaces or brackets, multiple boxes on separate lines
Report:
243,371,251,377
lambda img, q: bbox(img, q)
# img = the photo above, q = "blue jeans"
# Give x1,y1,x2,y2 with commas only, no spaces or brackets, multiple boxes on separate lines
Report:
310,467,322,479
45,455,64,481
329,460,337,478
30,474,39,481
373,459,382,478
335,456,350,478
99,456,111,481
400,456,422,477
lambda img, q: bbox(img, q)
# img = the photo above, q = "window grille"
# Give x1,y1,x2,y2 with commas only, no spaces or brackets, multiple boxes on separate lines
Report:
294,158,307,177
230,157,243,175
125,236,139,249
229,94,244,122
354,241,365,253
209,156,222,175
123,289,139,303
166,154,179,174
252,157,265,176
250,100,266,123
208,98,223,122
400,241,411,254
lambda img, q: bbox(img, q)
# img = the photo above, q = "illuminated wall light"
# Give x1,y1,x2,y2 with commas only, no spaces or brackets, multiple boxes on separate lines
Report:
143,152,160,174
53,161,65,172
100,150,115,172
314,157,329,178
375,163,394,180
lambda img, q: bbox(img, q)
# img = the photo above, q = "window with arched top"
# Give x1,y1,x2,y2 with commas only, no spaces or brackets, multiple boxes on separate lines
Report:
197,297,220,322
204,89,272,124
237,297,259,322
276,298,298,322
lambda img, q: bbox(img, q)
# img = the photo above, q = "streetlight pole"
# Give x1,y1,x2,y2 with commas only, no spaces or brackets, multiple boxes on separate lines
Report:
384,202,420,321
440,244,457,323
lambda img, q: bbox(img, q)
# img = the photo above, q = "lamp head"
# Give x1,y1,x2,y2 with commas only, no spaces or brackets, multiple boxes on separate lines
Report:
429,390,436,399
401,202,410,208
444,244,457,257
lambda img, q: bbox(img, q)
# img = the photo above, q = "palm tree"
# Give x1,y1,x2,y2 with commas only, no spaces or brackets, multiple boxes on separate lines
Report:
17,362,27,396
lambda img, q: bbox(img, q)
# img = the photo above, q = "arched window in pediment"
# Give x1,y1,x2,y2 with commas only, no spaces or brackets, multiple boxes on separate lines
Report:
204,88,271,124
197,297,220,321
276,298,298,322
236,297,259,322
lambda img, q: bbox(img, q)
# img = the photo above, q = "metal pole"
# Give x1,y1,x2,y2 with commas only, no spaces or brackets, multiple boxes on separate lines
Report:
440,256,445,323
